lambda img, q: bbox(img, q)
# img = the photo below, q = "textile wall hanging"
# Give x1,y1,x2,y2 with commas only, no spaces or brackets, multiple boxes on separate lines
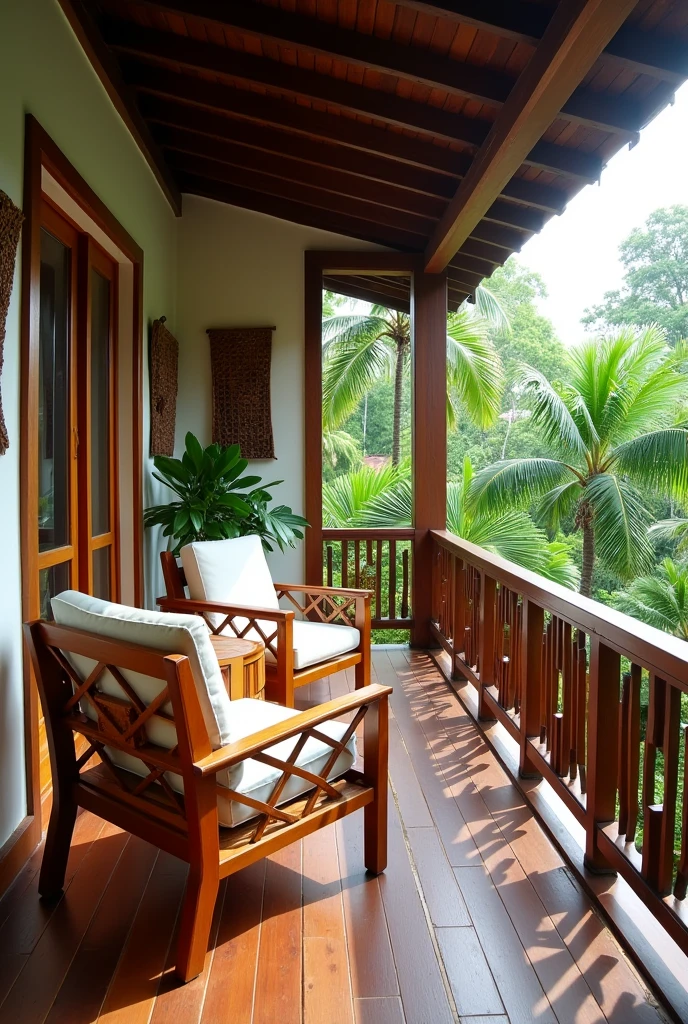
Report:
207,326,276,459
150,316,179,456
0,190,25,455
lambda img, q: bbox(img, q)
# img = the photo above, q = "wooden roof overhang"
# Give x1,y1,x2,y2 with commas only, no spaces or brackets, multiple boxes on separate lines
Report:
59,0,688,310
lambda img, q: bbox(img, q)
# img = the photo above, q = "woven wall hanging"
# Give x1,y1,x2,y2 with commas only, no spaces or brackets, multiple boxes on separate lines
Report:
150,316,179,456
0,190,25,455
207,326,276,459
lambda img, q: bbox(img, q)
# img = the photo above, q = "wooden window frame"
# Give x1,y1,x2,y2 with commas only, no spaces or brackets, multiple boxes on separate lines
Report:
0,116,145,896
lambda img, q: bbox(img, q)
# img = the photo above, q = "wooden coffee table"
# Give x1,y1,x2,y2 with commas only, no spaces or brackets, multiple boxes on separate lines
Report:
209,635,266,701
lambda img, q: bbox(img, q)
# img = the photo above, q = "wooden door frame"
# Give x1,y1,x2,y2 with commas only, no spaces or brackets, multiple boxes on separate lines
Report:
304,251,447,647
1,115,145,894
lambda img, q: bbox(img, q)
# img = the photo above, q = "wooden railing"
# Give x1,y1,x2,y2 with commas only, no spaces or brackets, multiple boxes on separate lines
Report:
431,529,688,956
323,528,414,630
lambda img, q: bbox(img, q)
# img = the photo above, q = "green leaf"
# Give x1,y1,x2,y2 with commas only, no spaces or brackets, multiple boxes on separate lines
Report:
173,509,190,535
470,459,577,515
185,432,205,472
585,473,654,579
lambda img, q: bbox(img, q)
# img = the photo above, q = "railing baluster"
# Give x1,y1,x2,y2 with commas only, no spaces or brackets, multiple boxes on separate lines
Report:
658,683,682,894
675,724,688,900
625,663,641,840
478,572,497,720
376,540,382,621
520,600,544,778
618,672,631,836
326,545,334,588
354,540,361,588
389,539,397,620
341,540,349,588
401,547,409,621
585,639,620,872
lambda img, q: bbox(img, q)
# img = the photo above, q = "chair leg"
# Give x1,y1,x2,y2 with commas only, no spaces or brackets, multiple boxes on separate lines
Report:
364,784,388,875
38,794,78,899
175,866,220,982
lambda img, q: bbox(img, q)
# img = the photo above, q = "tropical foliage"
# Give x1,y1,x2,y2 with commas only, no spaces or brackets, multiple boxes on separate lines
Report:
470,326,688,596
322,456,579,588
144,432,308,555
614,559,688,640
322,288,506,465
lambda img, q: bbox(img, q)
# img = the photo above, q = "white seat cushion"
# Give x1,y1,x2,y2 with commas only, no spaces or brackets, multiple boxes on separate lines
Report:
181,536,360,670
268,619,360,670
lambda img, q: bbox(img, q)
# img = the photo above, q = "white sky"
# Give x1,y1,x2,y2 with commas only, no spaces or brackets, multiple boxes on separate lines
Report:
519,82,688,347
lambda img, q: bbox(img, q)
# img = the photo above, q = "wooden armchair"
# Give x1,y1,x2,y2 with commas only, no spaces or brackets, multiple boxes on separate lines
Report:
159,537,372,707
24,591,390,984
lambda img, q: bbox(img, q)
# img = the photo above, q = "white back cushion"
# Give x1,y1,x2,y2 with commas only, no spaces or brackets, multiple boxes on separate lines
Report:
51,591,234,749
181,536,278,612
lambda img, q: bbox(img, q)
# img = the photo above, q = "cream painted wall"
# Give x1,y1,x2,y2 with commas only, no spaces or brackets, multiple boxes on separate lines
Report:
0,0,178,846
175,196,384,586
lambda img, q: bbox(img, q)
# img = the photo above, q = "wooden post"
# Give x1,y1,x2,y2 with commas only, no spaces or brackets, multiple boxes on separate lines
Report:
477,572,496,720
304,252,324,585
585,637,620,873
410,267,447,647
519,600,544,778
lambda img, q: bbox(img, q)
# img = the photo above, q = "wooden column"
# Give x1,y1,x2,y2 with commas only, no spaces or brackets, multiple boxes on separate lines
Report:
304,252,324,585
410,268,447,647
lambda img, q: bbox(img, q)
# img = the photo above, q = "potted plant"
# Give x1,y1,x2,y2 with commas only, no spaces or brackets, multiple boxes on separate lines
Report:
144,432,308,555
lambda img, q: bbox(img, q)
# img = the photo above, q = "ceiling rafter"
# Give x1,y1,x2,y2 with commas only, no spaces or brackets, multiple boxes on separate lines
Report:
132,0,643,137
132,68,571,213
393,0,688,85
110,24,604,182
425,0,640,272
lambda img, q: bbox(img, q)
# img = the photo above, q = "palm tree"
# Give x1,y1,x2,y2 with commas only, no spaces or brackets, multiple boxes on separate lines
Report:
322,289,506,466
324,457,579,588
615,559,688,640
469,327,688,597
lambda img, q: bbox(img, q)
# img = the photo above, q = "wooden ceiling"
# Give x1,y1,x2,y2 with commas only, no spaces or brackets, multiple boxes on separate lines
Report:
59,0,688,309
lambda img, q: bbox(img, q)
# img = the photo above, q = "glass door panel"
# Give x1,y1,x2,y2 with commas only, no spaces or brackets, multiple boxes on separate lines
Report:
90,268,111,537
37,202,78,611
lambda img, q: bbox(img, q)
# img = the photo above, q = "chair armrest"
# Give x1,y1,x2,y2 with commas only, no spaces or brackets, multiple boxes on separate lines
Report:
192,682,392,777
157,596,294,622
273,582,372,599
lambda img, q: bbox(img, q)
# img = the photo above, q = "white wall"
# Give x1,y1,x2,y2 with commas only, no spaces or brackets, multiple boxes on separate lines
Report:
0,0,178,847
175,196,384,585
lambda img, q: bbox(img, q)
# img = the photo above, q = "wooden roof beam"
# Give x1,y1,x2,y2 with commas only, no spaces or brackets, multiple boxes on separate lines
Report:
134,0,643,136
54,0,181,214
424,0,639,273
111,27,604,182
134,75,570,213
395,1,688,86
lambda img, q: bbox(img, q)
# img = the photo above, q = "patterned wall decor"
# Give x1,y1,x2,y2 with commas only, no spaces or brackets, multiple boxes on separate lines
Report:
0,190,25,455
150,316,179,456
207,326,276,459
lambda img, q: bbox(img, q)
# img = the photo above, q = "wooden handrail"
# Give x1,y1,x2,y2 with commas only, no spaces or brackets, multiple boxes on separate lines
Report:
323,528,415,540
429,527,688,961
432,529,688,691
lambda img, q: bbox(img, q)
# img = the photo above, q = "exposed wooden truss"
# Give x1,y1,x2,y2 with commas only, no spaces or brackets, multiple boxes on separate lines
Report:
58,0,688,291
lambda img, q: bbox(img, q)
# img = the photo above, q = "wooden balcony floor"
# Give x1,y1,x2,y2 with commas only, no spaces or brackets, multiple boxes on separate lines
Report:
0,650,666,1024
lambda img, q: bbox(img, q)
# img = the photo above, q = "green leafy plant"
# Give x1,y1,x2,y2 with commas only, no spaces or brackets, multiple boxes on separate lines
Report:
144,432,308,555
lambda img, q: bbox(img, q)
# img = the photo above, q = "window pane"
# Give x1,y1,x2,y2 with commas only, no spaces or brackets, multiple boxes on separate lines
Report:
92,546,111,601
39,230,71,552
91,269,111,537
39,562,71,621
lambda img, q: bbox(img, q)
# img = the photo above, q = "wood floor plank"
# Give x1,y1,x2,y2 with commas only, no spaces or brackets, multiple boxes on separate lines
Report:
454,864,556,1024
458,1016,509,1024
302,827,354,1024
354,996,405,1024
97,851,188,1024
200,861,265,1024
406,827,471,927
0,822,129,1024
379,792,455,1024
435,926,504,1017
387,719,434,828
252,842,303,1024
336,813,399,1000
45,836,159,1024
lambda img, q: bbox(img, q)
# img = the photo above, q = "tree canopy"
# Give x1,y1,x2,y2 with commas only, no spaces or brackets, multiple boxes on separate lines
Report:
583,206,688,343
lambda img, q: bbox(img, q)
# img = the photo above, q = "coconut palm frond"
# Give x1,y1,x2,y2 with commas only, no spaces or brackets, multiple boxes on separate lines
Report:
322,335,393,429
609,428,688,499
516,366,587,458
614,558,688,639
470,458,577,515
585,473,654,580
446,315,504,428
